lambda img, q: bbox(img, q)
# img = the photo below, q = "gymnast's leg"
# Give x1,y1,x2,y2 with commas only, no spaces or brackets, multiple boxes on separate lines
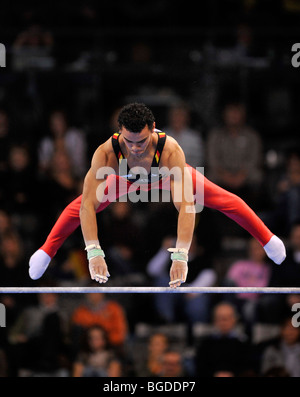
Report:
29,176,130,280
188,165,286,265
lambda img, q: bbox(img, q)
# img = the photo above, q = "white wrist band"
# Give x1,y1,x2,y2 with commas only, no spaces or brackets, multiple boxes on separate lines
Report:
85,244,101,251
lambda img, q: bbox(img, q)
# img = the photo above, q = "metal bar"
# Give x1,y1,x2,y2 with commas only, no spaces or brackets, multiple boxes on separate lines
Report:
0,287,300,294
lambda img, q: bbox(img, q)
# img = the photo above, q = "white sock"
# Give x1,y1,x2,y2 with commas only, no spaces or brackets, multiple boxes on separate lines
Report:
29,249,51,280
263,235,286,265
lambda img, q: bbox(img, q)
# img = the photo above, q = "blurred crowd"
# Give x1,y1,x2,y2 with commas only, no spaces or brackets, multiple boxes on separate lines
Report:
1,0,300,379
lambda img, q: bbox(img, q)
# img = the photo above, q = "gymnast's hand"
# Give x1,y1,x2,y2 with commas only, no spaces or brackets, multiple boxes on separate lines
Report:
88,256,110,284
169,260,188,289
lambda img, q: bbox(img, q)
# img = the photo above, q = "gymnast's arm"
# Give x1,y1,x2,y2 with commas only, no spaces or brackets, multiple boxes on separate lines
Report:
79,146,110,283
168,145,196,288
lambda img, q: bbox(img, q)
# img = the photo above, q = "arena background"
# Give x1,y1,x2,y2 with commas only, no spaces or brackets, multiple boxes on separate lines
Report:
1,0,300,378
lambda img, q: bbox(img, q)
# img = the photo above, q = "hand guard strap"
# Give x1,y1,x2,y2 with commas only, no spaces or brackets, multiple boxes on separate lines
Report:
167,248,188,262
85,244,105,261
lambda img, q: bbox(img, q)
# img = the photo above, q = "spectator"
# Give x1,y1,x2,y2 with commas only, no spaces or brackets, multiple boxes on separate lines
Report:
8,291,69,376
130,41,153,65
0,110,14,207
0,109,12,174
0,349,8,377
206,101,263,207
267,223,300,326
72,325,122,377
260,316,300,377
217,23,264,66
0,210,14,238
40,150,80,222
142,201,178,259
195,302,253,377
0,232,28,288
271,222,300,288
13,24,53,50
147,234,217,324
158,350,186,377
133,332,169,377
164,103,204,168
102,106,122,141
234,24,255,60
5,144,37,215
101,201,145,283
273,150,300,235
71,292,128,352
50,248,90,284
12,24,55,71
223,237,272,331
34,148,81,264
49,150,80,195
38,109,87,179
0,231,31,345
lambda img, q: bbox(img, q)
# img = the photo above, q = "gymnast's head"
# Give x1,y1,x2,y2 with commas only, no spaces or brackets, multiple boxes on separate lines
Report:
117,103,155,134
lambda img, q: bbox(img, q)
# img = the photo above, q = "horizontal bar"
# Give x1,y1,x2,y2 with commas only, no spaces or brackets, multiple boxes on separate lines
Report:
0,287,300,294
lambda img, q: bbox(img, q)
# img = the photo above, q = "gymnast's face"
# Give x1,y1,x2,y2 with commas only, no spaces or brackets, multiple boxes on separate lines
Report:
120,125,154,158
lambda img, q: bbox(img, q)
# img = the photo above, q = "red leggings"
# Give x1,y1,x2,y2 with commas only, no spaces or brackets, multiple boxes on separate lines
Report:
40,165,273,258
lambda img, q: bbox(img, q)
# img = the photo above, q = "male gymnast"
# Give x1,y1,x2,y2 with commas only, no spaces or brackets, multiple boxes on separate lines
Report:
29,103,286,288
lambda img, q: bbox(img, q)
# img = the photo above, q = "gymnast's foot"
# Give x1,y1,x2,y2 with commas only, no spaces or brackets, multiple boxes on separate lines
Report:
263,235,286,265
29,249,51,280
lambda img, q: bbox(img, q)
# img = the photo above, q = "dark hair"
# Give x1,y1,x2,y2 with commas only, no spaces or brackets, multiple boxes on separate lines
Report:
118,103,155,133
81,325,110,353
